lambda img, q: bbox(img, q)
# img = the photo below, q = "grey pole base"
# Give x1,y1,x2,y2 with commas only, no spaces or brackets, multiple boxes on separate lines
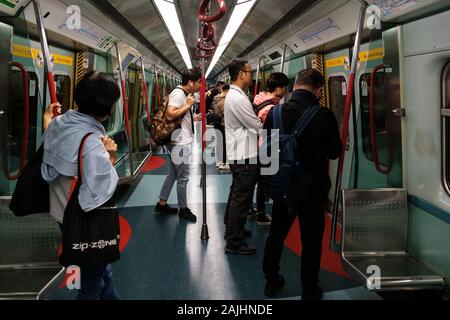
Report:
201,224,209,241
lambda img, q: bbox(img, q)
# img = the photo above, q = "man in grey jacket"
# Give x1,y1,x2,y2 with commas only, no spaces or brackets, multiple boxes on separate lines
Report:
224,59,262,255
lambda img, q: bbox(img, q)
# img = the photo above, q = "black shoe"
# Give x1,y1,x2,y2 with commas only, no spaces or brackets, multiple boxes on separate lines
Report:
301,285,323,301
179,208,197,222
224,228,252,240
264,274,285,298
256,213,272,226
225,244,256,255
247,208,258,218
155,203,179,214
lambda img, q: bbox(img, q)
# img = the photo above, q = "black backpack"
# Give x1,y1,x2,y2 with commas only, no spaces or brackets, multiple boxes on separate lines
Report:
261,104,321,206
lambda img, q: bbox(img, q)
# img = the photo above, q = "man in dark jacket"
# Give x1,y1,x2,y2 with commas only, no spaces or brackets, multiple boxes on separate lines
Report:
262,69,343,300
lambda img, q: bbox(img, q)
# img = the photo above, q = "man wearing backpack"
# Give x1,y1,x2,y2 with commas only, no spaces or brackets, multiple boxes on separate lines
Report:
155,68,202,222
262,69,342,300
252,72,289,226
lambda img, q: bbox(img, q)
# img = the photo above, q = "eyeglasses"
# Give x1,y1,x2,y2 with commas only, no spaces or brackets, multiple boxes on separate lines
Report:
240,69,253,74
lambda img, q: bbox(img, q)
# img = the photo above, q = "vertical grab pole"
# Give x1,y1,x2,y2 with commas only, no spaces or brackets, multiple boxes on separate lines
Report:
254,57,261,98
280,44,287,73
115,42,134,175
32,0,59,115
330,0,367,252
200,58,209,240
140,58,151,127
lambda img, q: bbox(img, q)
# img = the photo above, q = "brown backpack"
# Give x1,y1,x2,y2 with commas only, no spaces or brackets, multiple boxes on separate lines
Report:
150,88,194,146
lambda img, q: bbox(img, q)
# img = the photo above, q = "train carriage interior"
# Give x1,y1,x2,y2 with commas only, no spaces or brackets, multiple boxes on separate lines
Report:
0,0,450,302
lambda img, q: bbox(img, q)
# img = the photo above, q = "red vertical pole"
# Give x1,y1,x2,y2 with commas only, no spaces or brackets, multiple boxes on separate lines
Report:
200,75,207,151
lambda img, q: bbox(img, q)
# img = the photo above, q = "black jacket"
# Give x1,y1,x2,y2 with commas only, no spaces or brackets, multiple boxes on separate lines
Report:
264,89,343,198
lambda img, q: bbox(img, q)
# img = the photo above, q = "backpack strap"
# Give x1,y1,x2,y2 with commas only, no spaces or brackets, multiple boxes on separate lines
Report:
291,105,321,138
272,105,285,135
69,133,94,197
254,99,277,115
166,87,195,134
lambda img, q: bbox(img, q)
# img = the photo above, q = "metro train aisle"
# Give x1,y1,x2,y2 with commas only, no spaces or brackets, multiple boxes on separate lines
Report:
46,124,379,300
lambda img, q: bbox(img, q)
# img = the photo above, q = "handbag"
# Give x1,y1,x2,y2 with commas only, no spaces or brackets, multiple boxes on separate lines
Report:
9,144,49,217
59,133,120,267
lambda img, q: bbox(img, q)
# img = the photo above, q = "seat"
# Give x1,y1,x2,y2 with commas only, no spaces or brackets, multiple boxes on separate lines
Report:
341,189,445,292
0,204,64,299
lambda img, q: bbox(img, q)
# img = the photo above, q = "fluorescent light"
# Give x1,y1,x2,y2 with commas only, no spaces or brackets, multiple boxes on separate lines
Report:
206,0,257,78
154,0,193,69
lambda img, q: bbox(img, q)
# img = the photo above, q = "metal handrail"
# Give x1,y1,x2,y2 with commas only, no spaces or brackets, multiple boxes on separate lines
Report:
370,64,393,174
3,62,30,181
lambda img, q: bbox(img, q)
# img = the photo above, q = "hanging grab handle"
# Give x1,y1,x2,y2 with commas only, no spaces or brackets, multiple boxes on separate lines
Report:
198,0,227,23
369,64,392,174
3,62,30,181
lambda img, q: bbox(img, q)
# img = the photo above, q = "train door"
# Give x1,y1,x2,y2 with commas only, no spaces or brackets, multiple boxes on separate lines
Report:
285,54,306,95
353,29,403,189
324,48,353,205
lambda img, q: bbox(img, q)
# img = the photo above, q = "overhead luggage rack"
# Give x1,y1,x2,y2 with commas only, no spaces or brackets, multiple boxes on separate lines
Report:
341,189,445,292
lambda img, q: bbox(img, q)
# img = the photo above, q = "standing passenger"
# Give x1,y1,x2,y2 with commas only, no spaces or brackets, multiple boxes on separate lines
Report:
224,59,262,255
252,72,289,226
262,69,342,299
156,68,202,222
42,71,121,300
212,84,230,170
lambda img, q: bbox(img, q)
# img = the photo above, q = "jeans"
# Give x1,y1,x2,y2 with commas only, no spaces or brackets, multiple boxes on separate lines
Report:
262,197,326,294
224,162,259,247
77,264,119,300
159,143,191,208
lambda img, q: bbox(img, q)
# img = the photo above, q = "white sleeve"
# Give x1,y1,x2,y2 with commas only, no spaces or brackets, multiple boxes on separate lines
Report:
169,90,186,109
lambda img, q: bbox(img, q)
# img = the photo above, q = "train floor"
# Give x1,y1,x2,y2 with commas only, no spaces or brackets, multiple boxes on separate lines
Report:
48,127,381,300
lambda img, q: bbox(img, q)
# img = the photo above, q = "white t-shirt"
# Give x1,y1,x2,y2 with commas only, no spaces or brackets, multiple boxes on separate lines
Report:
169,86,194,145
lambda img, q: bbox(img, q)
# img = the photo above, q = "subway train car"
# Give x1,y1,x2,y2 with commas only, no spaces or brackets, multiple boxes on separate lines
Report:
0,0,450,302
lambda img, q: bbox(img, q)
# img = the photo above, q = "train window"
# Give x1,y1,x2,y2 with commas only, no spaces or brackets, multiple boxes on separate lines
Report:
360,72,389,166
54,75,72,113
328,76,346,131
9,69,39,171
442,63,450,196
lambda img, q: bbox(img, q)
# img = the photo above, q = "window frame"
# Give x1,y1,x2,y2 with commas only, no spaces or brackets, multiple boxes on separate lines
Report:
441,62,450,196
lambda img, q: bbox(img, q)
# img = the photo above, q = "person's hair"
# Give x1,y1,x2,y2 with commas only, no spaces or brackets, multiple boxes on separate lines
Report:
181,68,202,85
222,84,230,91
216,81,225,88
266,72,289,93
294,69,325,89
228,58,249,82
75,71,120,118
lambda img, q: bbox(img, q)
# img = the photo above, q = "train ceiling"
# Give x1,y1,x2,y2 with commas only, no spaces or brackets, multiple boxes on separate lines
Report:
89,0,320,78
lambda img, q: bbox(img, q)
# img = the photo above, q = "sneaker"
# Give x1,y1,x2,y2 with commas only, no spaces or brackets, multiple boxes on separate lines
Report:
247,208,258,218
216,162,224,168
264,274,286,297
155,203,179,214
179,207,197,222
219,163,230,170
301,285,323,301
225,244,256,255
256,213,272,226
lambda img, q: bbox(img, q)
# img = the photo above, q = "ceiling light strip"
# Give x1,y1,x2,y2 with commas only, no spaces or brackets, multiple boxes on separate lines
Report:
206,0,257,78
154,0,193,69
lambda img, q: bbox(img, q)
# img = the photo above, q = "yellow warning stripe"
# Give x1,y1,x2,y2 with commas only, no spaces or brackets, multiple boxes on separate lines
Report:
325,56,350,69
359,47,384,62
12,44,73,66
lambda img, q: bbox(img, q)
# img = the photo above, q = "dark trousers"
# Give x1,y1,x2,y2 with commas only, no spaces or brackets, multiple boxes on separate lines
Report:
224,163,259,247
214,124,226,164
256,174,268,213
262,196,326,294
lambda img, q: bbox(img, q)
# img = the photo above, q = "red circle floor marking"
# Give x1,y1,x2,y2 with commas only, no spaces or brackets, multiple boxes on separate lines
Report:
140,155,166,173
284,214,349,278
58,214,132,288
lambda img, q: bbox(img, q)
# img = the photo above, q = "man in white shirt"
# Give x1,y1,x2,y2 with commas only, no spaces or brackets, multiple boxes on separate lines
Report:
156,68,202,222
224,59,262,255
